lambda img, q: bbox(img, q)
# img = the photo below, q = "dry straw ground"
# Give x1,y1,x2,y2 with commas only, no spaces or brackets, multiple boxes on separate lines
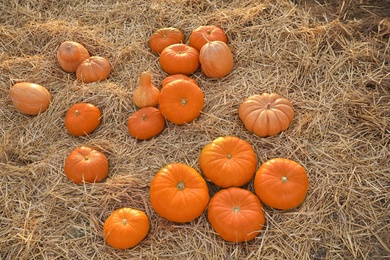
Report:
0,0,389,259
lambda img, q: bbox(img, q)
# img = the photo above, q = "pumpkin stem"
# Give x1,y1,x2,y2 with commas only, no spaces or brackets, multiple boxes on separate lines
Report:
227,153,232,159
84,156,89,161
122,219,128,226
180,98,187,106
233,205,240,213
140,71,152,86
281,176,288,182
162,33,167,39
75,110,80,116
176,181,185,190
142,113,147,121
266,103,271,109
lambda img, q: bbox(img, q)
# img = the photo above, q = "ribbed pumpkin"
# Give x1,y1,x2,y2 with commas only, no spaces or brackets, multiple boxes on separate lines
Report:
199,136,257,188
161,74,198,88
57,41,90,73
9,82,51,115
65,103,101,136
76,56,111,83
189,25,228,51
199,39,233,78
127,107,165,140
159,44,200,75
132,71,160,108
149,27,184,54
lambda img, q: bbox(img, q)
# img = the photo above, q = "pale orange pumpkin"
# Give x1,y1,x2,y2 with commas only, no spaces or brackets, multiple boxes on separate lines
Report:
9,82,51,115
57,41,90,73
199,38,233,78
76,56,111,83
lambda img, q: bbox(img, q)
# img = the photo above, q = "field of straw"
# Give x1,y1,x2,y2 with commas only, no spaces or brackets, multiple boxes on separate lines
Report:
0,0,389,259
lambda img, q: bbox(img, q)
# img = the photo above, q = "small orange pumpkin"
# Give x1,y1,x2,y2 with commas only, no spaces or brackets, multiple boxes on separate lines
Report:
159,44,199,75
76,56,111,83
149,27,184,54
207,187,265,243
64,146,108,184
189,25,228,51
57,41,90,73
161,74,198,88
132,71,160,108
159,79,204,125
199,136,257,188
104,207,150,250
150,163,210,223
65,103,101,136
199,39,234,78
127,107,165,140
238,93,294,137
254,158,309,210
9,82,51,115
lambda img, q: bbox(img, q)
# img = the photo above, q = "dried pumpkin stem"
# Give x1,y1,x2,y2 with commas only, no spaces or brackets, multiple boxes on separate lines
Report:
75,110,80,116
227,153,232,159
176,181,185,190
233,205,240,213
180,98,187,106
122,219,128,225
281,176,288,182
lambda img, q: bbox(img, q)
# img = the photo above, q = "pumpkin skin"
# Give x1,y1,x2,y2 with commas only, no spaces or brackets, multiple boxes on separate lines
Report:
239,93,294,137
199,136,257,188
127,107,165,140
207,187,265,243
189,25,228,51
65,103,101,136
159,79,204,125
104,207,150,250
161,74,198,88
254,158,309,210
57,41,90,73
150,163,210,223
64,146,108,184
76,56,111,83
159,44,200,75
9,82,51,115
133,71,160,108
149,27,184,54
199,40,234,78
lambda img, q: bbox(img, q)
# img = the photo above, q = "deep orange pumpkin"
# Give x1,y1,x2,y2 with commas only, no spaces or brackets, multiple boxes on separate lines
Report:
64,146,108,184
9,82,51,115
159,79,204,125
104,207,150,250
199,136,257,188
189,25,228,51
76,56,111,83
238,93,294,137
150,163,210,223
207,187,265,243
149,27,184,54
161,74,198,88
254,158,309,210
65,103,101,136
159,44,199,75
127,107,165,140
57,41,90,73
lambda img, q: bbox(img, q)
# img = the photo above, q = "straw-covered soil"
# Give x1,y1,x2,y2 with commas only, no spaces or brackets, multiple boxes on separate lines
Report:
0,0,389,259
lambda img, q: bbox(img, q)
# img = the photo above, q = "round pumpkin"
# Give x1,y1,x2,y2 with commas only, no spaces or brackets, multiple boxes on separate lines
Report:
57,41,90,73
199,40,233,78
199,136,257,188
149,27,184,54
207,187,265,243
65,103,101,136
127,107,165,140
159,43,199,75
159,79,204,125
76,56,111,83
104,207,150,250
150,163,210,223
161,74,198,88
238,93,294,137
189,25,228,51
64,146,108,184
9,82,51,115
254,158,309,210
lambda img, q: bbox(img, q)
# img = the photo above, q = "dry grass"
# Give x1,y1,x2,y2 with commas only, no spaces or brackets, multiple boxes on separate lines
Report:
0,0,389,259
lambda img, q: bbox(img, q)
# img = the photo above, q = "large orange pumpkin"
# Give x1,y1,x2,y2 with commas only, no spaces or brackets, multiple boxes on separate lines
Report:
57,41,90,73
76,56,111,83
9,82,51,115
159,44,199,75
238,93,294,137
207,187,265,243
189,25,228,51
161,74,198,88
199,136,257,188
149,27,184,54
64,103,101,136
199,40,234,78
254,158,309,210
64,146,108,184
127,107,165,140
150,163,210,223
104,207,150,250
159,79,204,125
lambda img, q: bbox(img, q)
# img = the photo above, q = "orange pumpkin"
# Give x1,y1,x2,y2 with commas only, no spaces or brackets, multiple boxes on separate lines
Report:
76,56,111,83
189,25,228,51
161,74,198,88
238,93,294,137
159,44,199,75
207,187,265,243
199,136,257,188
57,41,90,73
159,79,204,125
254,158,309,210
9,82,51,115
127,107,165,140
149,27,184,54
64,146,108,184
150,163,210,223
104,207,150,250
199,39,233,78
133,71,160,108
65,103,101,136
